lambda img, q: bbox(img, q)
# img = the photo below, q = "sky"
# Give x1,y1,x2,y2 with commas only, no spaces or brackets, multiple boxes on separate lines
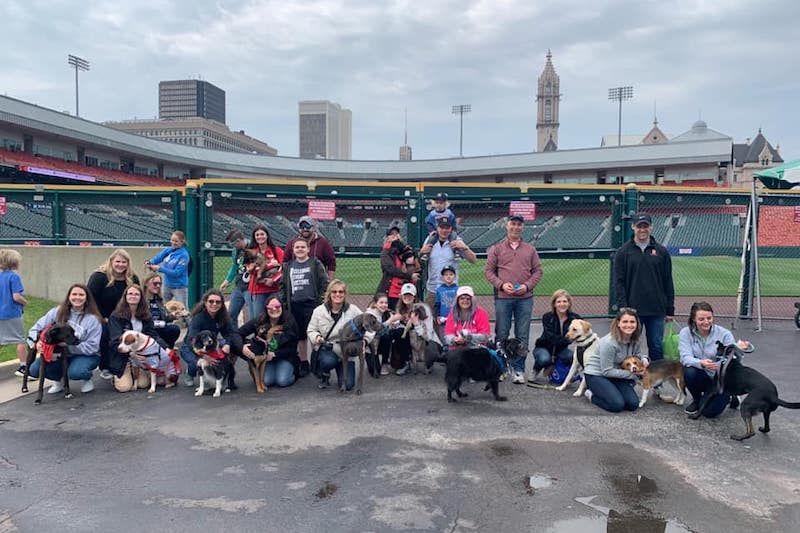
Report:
2,0,799,161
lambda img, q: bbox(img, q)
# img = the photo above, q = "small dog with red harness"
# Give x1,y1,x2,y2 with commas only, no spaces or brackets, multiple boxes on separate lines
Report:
22,323,78,405
192,330,233,397
117,330,181,393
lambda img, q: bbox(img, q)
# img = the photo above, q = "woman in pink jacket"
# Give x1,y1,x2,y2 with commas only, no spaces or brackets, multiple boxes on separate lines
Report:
443,286,490,349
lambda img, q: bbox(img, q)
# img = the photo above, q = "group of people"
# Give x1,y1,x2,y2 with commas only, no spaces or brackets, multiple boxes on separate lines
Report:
0,201,736,421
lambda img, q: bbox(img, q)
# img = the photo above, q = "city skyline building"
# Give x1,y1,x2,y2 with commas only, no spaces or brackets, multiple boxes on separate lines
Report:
159,79,226,124
298,100,352,159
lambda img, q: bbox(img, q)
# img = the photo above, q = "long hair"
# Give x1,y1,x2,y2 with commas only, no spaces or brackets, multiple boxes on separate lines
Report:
112,284,152,321
191,289,231,325
323,279,348,308
396,291,420,317
550,289,573,314
142,273,163,297
688,301,714,330
610,307,642,344
96,249,137,288
249,225,278,256
256,296,297,330
56,283,102,323
452,296,475,325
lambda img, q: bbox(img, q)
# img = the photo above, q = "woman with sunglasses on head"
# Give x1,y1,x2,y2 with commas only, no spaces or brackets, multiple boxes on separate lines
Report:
179,289,240,388
142,273,181,349
582,307,648,413
307,280,374,390
237,296,300,388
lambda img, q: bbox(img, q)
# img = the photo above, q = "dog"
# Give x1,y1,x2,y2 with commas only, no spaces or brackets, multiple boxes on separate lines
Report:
242,249,281,284
338,313,382,394
445,343,511,403
556,319,600,397
192,330,234,398
400,303,442,374
620,356,686,408
245,324,282,393
164,300,190,326
496,337,528,376
22,323,79,405
117,330,180,393
695,342,800,440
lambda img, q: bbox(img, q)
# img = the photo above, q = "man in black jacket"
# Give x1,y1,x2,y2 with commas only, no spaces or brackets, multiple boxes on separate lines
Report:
613,213,675,361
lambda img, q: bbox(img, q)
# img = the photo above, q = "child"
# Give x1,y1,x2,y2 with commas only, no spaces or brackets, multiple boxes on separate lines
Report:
434,265,459,326
366,294,403,376
421,193,462,260
0,250,28,377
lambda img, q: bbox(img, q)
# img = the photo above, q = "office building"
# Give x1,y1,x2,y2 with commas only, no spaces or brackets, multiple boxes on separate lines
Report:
159,80,226,124
298,100,352,159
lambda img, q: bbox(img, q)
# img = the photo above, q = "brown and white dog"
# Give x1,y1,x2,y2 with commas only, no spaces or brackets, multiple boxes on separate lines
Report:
556,319,600,397
117,330,180,393
245,324,283,393
620,356,686,408
164,300,190,327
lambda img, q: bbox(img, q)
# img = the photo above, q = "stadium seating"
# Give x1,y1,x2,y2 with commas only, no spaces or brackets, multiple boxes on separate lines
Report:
757,206,800,246
0,202,52,238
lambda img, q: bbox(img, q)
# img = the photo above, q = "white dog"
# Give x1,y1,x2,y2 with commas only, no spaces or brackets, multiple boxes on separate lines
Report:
556,319,600,397
117,330,180,392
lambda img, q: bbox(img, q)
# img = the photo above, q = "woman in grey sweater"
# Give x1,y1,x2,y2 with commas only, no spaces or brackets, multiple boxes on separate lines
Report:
583,308,648,412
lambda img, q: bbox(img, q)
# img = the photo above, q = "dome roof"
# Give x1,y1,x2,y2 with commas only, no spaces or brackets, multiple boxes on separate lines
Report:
692,120,708,131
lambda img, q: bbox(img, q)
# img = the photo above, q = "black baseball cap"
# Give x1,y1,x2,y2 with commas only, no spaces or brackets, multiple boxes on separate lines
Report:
633,213,652,226
435,192,448,201
436,216,452,227
509,214,525,223
386,225,401,236
441,265,456,275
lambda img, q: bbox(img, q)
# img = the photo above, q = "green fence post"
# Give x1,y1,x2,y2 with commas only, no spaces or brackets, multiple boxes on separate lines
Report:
172,189,182,232
607,193,628,315
51,191,64,244
407,191,424,250
185,184,200,305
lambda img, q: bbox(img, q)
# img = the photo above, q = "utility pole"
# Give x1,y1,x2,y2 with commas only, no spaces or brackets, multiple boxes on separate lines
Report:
68,54,90,117
608,86,633,146
451,104,471,157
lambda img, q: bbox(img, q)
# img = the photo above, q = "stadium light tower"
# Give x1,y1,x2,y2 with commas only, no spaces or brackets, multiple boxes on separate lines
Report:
608,86,633,146
451,104,471,157
68,54,90,117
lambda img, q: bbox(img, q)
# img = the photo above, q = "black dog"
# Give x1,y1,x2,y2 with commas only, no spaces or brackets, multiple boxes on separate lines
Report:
445,343,511,403
694,342,800,440
192,330,235,398
22,324,78,405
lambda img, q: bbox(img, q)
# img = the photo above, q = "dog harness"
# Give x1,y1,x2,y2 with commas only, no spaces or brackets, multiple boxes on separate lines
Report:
38,326,58,363
194,347,227,361
574,333,599,367
347,318,365,340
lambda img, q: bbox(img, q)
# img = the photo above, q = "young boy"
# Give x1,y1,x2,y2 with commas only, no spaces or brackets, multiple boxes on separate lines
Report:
434,265,459,325
421,193,462,260
0,249,29,377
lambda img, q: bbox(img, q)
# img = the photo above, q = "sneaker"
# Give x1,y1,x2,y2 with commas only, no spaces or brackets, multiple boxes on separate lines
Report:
47,382,64,394
684,400,700,415
527,370,541,384
183,374,195,387
512,371,525,384
99,369,113,380
395,363,411,376
81,380,95,393
318,373,331,389
583,389,593,401
380,364,390,376
298,360,310,378
14,364,28,378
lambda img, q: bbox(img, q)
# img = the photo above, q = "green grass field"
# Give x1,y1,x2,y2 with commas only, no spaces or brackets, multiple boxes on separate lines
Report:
212,256,800,298
0,296,56,363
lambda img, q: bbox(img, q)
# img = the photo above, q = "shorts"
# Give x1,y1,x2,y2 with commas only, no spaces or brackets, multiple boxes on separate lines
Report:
0,317,24,344
290,301,317,341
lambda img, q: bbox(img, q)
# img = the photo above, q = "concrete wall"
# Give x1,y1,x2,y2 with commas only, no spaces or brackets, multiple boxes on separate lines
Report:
10,246,158,302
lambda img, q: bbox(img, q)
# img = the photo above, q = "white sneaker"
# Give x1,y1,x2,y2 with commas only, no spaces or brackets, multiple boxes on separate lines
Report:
81,380,95,393
183,374,195,387
99,369,113,380
47,382,64,394
512,371,525,384
584,389,593,401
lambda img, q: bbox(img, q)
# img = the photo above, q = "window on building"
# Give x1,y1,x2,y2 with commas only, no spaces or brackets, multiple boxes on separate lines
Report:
544,101,552,122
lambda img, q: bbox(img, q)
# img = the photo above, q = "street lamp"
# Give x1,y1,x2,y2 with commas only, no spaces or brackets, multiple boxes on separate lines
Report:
608,86,633,146
68,54,90,117
451,104,471,157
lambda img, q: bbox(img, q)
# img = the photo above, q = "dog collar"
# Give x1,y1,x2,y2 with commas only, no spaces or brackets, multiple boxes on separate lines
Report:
575,333,598,347
194,347,226,360
348,318,365,339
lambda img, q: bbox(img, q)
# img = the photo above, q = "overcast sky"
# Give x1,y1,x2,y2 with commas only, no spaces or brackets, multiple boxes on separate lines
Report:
2,0,799,161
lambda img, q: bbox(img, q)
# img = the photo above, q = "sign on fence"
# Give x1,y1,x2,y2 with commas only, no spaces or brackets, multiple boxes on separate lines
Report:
308,200,336,220
509,201,536,221
794,206,800,223
0,196,5,216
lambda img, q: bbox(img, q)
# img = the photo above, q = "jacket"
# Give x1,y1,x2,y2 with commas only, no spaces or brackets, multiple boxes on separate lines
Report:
534,311,582,354
149,246,190,289
279,257,328,311
107,313,167,377
283,234,336,274
613,236,675,317
87,271,140,319
443,305,490,347
247,245,284,296
238,315,301,376
583,334,647,379
29,307,102,357
186,310,240,351
377,244,416,296
307,303,374,357
678,324,735,378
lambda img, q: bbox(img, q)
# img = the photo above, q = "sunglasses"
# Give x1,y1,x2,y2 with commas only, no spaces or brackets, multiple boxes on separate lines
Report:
150,281,162,286
266,305,282,311
207,299,223,305
330,290,346,294
299,223,312,230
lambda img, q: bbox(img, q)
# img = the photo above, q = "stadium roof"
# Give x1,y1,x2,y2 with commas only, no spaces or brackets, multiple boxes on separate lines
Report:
0,95,732,180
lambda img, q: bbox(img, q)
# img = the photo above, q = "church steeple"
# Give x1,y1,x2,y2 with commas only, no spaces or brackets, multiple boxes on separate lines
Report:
536,50,560,152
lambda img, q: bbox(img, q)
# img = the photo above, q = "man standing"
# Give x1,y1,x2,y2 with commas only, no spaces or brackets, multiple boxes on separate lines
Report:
283,215,336,280
419,216,476,311
219,230,250,325
613,213,675,361
484,214,543,384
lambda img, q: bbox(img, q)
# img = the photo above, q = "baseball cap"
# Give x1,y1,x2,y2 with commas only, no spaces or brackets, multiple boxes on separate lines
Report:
386,225,401,236
400,283,417,296
440,265,456,276
633,213,652,226
225,229,245,243
456,286,475,298
509,214,525,223
298,215,316,229
436,216,452,227
435,192,448,201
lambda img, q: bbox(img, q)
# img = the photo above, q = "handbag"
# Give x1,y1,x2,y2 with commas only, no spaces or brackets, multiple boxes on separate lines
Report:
310,312,343,378
662,321,681,361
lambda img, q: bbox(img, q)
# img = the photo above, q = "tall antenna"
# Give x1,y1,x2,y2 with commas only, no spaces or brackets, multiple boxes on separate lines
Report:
404,107,408,146
653,101,658,125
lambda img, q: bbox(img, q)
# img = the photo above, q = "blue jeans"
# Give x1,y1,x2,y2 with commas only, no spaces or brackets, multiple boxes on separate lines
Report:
494,296,533,372
249,292,274,320
318,349,355,390
180,343,199,377
532,346,573,371
640,315,665,361
228,285,248,325
584,374,639,413
29,354,100,381
164,286,188,307
264,359,296,387
683,366,730,418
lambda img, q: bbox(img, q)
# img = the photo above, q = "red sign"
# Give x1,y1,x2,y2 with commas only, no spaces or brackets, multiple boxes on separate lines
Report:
795,206,800,223
509,201,536,222
24,241,41,246
308,200,336,221
0,196,6,216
